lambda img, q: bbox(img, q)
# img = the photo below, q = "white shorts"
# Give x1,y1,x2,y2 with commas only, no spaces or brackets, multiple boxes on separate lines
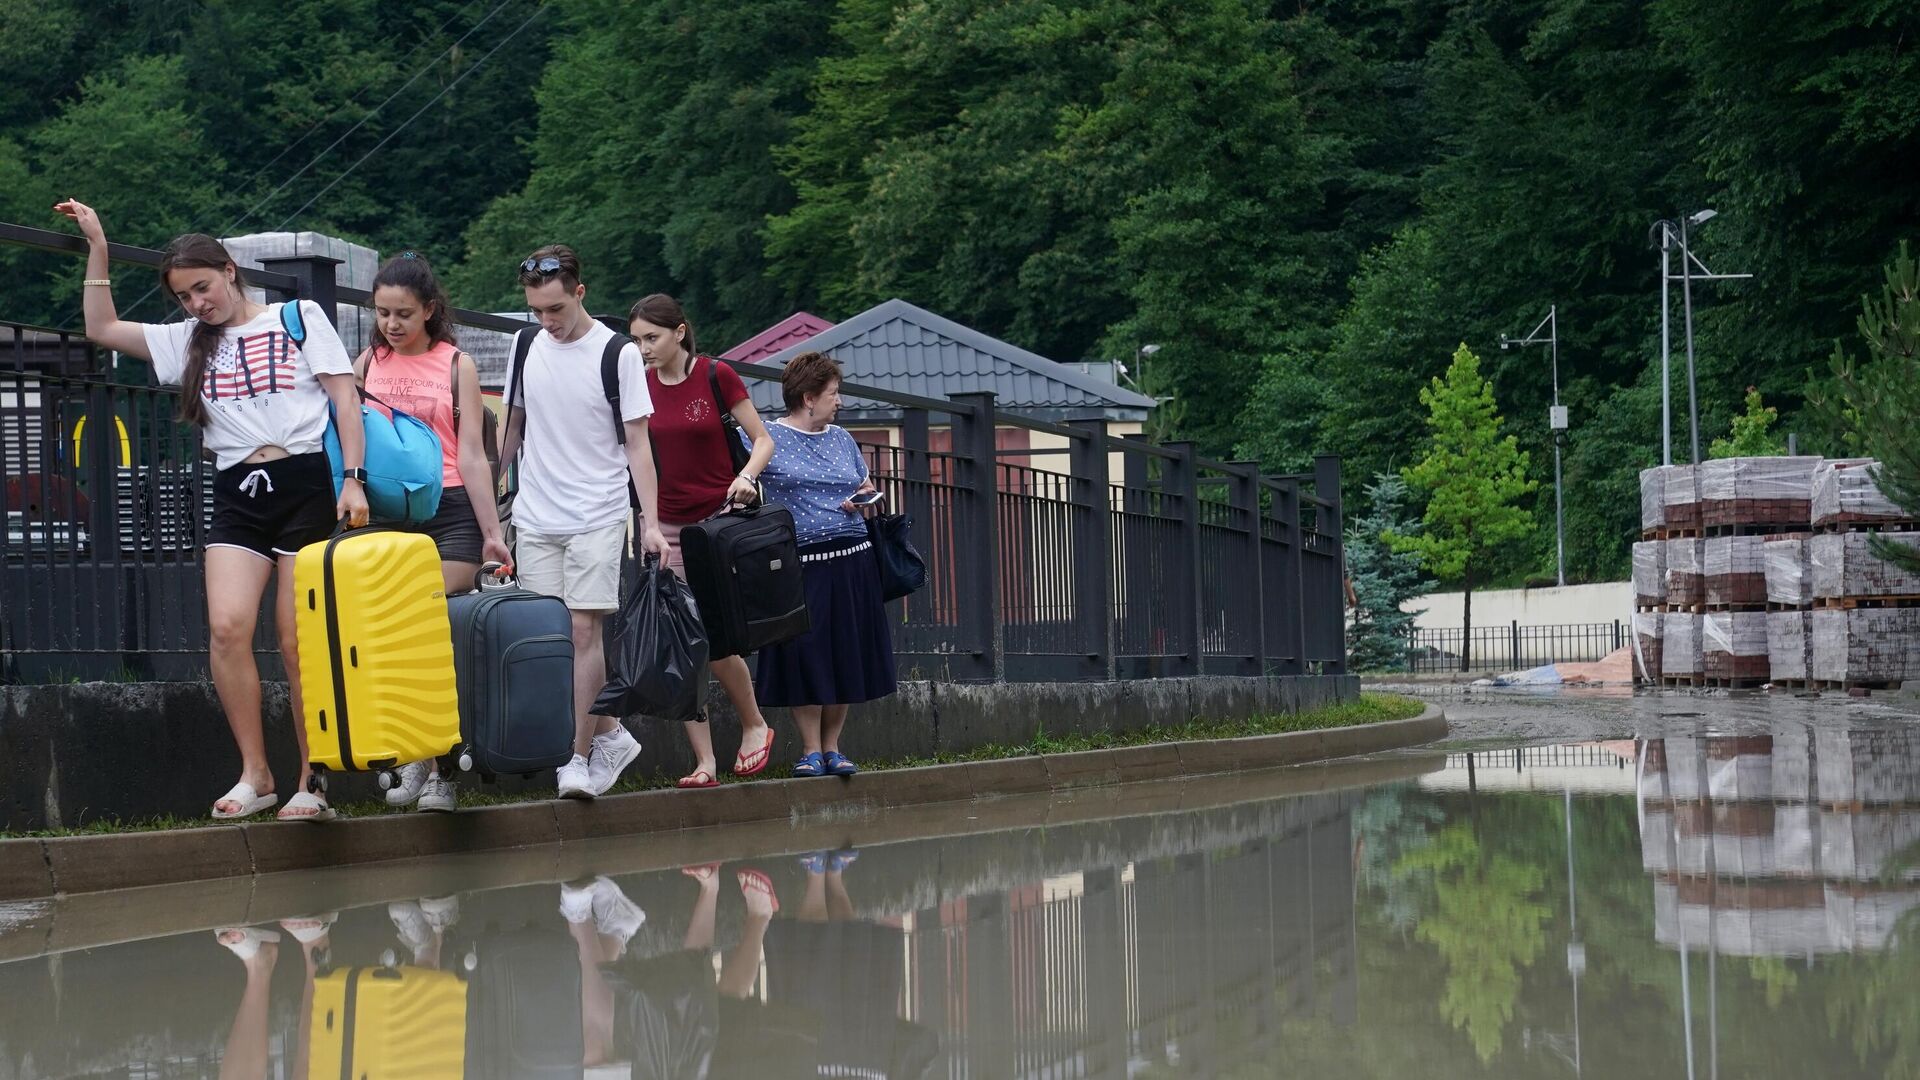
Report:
514,521,627,612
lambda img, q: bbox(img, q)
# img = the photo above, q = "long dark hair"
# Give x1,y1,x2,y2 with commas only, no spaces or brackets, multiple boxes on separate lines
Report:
158,234,245,428
368,252,458,359
628,293,696,357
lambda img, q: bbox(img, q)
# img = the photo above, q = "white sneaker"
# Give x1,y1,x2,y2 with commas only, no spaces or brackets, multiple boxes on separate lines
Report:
385,761,429,807
559,881,596,923
418,776,457,813
590,876,647,944
388,902,433,958
557,754,594,800
588,726,642,795
418,895,461,933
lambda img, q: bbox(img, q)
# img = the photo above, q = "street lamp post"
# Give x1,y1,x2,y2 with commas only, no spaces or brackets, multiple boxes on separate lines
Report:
1501,306,1566,587
1652,212,1751,466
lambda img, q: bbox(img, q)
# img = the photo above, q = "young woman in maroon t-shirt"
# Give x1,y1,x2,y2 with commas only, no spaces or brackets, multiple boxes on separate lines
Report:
629,293,778,787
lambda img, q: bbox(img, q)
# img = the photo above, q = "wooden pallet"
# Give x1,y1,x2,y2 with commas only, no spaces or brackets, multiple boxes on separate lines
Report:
1811,595,1920,610
1661,673,1706,687
1645,527,1704,541
1703,676,1769,690
1811,679,1901,695
1768,679,1814,691
1813,518,1920,534
1703,522,1804,538
1704,603,1769,613
1765,602,1811,613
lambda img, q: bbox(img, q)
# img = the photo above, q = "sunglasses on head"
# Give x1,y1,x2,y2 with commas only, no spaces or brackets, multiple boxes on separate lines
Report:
520,256,564,275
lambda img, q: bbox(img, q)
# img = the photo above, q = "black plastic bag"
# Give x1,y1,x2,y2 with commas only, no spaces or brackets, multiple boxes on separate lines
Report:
867,512,927,601
593,556,710,720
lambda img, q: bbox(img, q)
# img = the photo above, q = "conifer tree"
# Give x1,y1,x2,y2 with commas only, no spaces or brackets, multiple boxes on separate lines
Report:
1391,345,1537,672
1827,242,1920,573
1346,472,1428,672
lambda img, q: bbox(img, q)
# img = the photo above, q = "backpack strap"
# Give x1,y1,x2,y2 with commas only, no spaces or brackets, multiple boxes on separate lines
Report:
448,350,463,425
278,300,307,345
600,333,632,445
505,327,536,412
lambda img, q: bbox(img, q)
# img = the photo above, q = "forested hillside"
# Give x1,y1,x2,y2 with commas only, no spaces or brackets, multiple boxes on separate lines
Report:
3,0,1915,581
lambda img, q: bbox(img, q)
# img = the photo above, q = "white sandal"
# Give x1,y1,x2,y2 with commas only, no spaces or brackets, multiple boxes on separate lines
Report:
277,790,336,822
210,782,279,820
213,926,281,961
280,912,338,945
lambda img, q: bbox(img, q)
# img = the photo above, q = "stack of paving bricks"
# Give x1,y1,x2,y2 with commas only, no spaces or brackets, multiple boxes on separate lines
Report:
1763,535,1813,687
1639,731,1920,958
1639,465,1693,685
1688,458,1820,688
1807,459,1920,693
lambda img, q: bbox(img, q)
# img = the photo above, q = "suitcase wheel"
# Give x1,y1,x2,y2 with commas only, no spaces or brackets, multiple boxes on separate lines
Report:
306,769,328,795
376,769,395,791
458,750,474,774
463,948,478,973
380,948,398,968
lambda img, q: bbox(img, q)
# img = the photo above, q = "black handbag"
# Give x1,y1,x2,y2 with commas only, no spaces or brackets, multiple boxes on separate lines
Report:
866,512,927,602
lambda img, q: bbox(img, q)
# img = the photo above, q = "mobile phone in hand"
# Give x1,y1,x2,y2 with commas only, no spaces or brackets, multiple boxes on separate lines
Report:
847,490,885,507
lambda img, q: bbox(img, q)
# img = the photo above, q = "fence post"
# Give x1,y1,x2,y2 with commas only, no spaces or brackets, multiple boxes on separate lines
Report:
1230,462,1265,674
1069,419,1115,681
1614,618,1622,652
1166,442,1203,675
1119,434,1154,675
1279,478,1306,676
257,254,341,320
950,392,1002,681
900,407,933,641
1511,619,1521,669
1313,455,1345,673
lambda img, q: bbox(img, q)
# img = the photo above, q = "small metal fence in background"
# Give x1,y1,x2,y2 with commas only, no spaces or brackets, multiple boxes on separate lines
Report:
1406,620,1626,674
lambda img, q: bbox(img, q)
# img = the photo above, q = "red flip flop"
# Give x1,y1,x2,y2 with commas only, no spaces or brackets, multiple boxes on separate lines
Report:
677,770,719,789
737,869,780,915
733,729,775,777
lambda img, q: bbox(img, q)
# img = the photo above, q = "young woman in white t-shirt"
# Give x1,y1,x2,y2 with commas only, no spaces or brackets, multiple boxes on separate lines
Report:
56,198,370,823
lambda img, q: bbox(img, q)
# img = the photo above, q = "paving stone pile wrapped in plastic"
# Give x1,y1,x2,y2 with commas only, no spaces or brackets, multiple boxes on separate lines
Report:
1704,535,1767,606
1810,608,1920,685
1704,611,1769,680
1767,610,1812,682
1633,612,1664,682
1665,538,1704,607
1661,464,1700,531
1808,531,1920,601
1662,612,1703,676
1816,727,1920,805
1640,466,1667,533
1699,456,1820,528
1811,458,1911,528
1634,540,1667,608
1763,536,1811,606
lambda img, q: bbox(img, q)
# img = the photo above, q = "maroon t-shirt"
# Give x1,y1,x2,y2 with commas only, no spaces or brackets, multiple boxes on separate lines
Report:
647,356,752,523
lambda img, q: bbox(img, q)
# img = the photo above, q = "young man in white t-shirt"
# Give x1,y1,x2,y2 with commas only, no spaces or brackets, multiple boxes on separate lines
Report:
500,245,670,798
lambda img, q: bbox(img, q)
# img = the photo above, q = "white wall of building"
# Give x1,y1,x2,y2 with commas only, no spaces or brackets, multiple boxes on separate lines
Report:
1406,580,1633,629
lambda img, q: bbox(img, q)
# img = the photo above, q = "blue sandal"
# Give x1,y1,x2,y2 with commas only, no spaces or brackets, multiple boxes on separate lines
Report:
823,751,859,777
793,752,825,777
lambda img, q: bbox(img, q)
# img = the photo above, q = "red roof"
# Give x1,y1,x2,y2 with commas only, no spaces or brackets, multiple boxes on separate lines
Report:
719,311,834,364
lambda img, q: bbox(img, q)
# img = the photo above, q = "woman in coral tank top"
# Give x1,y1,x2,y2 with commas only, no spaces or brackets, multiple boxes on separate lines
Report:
358,252,512,813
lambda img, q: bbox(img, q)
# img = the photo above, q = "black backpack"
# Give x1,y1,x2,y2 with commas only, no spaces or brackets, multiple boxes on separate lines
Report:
505,323,638,508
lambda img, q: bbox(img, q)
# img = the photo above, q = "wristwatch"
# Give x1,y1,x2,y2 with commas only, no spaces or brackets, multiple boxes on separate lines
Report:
342,467,369,483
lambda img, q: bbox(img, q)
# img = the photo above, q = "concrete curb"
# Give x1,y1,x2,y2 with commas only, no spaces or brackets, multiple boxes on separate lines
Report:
0,705,1444,902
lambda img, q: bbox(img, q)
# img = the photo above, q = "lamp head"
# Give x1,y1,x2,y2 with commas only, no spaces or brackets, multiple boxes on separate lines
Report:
1498,334,1510,350
1138,343,1161,357
1688,209,1717,226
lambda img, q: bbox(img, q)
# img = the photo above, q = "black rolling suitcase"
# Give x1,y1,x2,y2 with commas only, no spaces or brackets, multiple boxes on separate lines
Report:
463,926,584,1080
445,565,576,778
678,505,810,659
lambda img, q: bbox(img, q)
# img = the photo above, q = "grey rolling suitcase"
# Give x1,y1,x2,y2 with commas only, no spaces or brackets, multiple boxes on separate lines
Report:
446,566,575,778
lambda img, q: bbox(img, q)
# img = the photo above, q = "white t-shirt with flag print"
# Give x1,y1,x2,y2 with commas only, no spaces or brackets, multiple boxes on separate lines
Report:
142,300,353,472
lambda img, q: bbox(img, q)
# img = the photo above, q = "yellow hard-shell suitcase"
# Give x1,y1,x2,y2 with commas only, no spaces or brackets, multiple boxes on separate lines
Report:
294,528,459,784
309,965,467,1080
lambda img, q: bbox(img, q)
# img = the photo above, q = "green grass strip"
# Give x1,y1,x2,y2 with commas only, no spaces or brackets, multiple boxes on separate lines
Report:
20,693,1423,836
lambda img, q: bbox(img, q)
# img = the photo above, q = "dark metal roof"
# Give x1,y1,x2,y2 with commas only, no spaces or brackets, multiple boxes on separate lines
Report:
746,299,1156,421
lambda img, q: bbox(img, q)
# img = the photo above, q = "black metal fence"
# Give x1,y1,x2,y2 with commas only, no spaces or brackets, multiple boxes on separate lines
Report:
1406,620,1625,674
0,221,1347,684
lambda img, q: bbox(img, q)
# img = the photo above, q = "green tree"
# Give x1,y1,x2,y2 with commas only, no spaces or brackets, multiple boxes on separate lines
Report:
1708,386,1787,458
1395,821,1551,1063
1391,344,1537,672
1345,472,1429,672
1822,241,1920,573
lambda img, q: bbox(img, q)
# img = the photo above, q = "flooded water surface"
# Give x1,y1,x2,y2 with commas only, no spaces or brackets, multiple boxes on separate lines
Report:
3,722,1918,1078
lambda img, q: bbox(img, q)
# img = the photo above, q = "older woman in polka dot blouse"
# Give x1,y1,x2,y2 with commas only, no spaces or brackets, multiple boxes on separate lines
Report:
750,352,898,776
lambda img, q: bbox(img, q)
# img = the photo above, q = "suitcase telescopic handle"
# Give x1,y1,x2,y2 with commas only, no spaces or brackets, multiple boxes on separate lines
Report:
476,561,516,590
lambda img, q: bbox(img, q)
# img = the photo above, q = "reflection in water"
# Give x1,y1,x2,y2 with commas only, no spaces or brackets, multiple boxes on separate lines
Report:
5,731,1920,1077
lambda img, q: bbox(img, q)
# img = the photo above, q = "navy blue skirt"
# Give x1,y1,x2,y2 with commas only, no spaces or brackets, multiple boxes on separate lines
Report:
753,534,898,707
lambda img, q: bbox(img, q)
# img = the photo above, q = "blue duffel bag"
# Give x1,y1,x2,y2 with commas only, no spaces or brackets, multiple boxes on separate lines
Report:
280,302,444,524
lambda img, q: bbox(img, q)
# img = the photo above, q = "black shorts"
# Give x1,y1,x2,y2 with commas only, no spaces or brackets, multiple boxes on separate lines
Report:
404,486,485,565
207,452,337,561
